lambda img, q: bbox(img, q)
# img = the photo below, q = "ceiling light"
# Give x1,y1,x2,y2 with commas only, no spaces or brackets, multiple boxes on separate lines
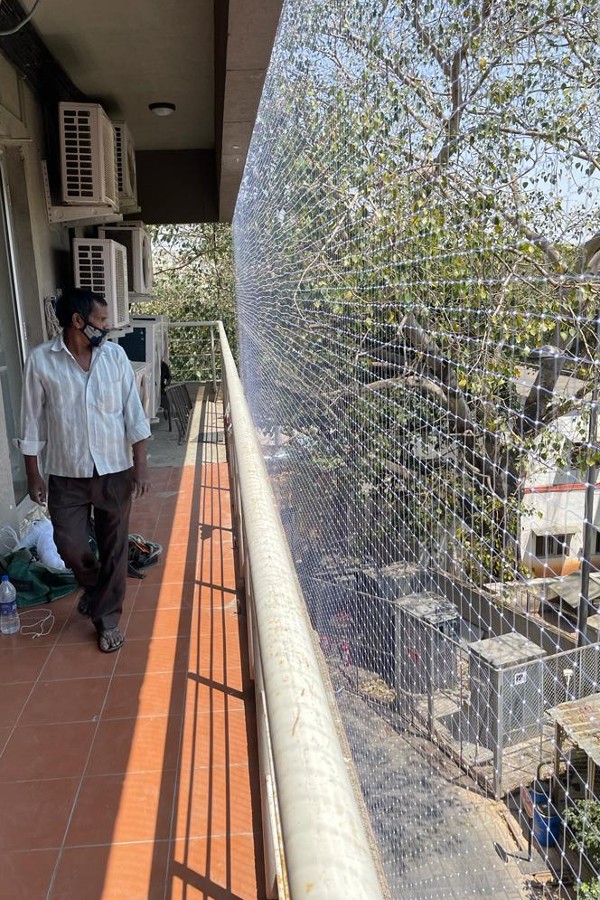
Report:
149,102,176,117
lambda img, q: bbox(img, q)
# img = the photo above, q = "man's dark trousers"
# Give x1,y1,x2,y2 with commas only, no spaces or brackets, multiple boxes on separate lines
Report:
48,469,132,632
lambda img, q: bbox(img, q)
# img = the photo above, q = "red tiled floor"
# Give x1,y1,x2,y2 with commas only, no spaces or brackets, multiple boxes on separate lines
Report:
0,395,263,899
102,671,187,719
169,834,260,899
0,778,81,851
1,850,59,900
0,721,97,781
19,676,110,725
64,770,177,845
51,842,171,900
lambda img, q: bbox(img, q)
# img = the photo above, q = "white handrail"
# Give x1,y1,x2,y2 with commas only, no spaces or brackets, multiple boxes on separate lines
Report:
217,321,385,899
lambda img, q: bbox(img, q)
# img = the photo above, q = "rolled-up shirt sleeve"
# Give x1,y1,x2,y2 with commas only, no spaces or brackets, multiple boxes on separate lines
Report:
122,356,151,445
15,352,47,456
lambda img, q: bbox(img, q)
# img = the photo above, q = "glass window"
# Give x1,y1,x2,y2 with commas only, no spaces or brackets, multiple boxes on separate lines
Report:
535,533,571,558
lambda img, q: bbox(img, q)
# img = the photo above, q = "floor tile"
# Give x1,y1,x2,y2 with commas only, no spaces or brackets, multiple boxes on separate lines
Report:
0,725,11,754
115,636,190,676
12,604,71,648
19,677,110,726
133,582,196,611
190,627,243,664
0,778,80,850
126,607,193,641
103,671,187,720
0,645,51,683
168,834,262,900
0,721,96,781
173,763,255,841
51,840,170,900
0,681,35,726
0,849,59,900
86,715,182,776
182,681,247,714
65,770,177,845
179,710,253,771
42,642,118,681
54,612,98,645
189,661,245,692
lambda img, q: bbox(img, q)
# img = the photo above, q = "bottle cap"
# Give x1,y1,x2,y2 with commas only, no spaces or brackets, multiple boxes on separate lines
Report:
0,574,8,581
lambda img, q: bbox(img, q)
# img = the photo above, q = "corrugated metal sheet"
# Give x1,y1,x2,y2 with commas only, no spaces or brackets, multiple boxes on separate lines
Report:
542,572,600,611
547,693,600,767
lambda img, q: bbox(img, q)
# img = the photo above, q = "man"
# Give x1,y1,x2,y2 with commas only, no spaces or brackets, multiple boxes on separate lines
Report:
17,288,151,652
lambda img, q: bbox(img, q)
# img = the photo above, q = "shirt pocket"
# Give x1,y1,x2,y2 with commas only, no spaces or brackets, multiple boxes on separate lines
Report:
96,377,122,414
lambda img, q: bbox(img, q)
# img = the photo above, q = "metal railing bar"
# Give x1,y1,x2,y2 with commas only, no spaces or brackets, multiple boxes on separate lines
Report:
165,320,220,327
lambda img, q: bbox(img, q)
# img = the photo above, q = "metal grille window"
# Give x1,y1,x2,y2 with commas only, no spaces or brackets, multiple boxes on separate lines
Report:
535,534,572,559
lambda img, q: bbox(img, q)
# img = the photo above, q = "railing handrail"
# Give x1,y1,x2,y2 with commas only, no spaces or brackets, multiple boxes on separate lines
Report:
165,320,220,327
217,321,385,898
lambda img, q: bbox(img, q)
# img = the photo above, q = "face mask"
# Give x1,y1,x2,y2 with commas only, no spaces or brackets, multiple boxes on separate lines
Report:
82,320,110,347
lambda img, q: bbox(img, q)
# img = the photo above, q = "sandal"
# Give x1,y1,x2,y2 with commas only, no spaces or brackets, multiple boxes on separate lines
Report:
98,626,124,653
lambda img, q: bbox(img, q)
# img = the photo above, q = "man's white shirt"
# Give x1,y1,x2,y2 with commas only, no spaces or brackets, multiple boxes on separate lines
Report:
17,334,151,477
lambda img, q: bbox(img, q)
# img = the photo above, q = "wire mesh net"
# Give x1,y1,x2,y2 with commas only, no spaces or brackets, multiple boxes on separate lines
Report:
233,0,600,895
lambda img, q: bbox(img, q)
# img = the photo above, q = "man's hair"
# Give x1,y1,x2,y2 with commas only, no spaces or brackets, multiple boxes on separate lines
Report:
55,288,107,329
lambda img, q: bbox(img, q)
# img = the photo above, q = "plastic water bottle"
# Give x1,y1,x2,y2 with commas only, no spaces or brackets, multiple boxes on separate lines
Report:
0,575,20,635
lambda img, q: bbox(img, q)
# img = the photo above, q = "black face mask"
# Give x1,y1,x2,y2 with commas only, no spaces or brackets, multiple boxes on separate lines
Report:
82,320,110,347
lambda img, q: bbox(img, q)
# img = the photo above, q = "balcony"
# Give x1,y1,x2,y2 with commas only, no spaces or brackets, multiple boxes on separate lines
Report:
0,323,382,900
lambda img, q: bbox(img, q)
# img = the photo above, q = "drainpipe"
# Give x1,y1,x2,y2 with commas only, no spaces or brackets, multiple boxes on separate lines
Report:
577,392,598,647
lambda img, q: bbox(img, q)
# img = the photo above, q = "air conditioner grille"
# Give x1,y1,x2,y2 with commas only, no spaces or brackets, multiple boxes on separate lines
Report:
114,248,128,326
76,244,107,295
112,122,137,209
62,109,96,199
73,239,129,330
114,126,124,194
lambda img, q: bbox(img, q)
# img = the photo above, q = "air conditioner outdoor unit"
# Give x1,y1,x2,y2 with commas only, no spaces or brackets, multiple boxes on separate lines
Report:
73,238,129,330
112,122,138,212
59,102,118,209
98,224,153,294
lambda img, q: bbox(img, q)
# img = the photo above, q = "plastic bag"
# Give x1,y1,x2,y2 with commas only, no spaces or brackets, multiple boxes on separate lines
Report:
18,519,68,570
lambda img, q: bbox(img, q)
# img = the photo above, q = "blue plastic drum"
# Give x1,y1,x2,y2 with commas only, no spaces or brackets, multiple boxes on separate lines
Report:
531,780,562,848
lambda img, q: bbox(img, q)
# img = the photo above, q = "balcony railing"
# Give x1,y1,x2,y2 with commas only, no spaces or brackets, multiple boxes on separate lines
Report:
166,320,386,898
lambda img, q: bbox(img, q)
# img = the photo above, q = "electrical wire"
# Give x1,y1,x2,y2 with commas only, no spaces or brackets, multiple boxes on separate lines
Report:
0,0,44,37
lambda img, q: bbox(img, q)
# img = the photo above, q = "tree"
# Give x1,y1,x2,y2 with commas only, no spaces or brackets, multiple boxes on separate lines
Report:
234,0,600,582
133,223,235,382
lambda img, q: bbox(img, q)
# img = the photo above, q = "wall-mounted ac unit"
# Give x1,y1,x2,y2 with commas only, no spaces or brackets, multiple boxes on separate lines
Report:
59,102,118,209
112,122,138,212
98,224,153,294
73,238,129,330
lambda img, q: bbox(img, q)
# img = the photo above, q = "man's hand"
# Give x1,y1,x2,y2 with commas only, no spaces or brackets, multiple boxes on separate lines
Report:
131,439,150,499
28,473,47,505
132,462,150,499
24,455,46,505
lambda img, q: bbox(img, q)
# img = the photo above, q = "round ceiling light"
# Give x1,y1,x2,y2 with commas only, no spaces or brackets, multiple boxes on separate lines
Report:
149,102,176,117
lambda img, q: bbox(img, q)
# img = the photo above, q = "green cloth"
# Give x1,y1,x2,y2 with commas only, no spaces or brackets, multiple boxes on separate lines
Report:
0,548,77,607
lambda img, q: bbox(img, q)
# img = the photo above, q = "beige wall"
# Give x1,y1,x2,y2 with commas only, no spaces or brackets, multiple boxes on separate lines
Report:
0,56,71,530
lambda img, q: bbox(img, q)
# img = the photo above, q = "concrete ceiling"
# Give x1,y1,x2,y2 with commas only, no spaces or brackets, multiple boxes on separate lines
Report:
29,0,282,220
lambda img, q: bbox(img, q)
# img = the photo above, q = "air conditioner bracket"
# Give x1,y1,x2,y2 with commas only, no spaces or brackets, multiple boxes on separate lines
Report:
42,161,123,227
